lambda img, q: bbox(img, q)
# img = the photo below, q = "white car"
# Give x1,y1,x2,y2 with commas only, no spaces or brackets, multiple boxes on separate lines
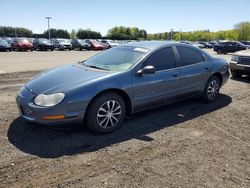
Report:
101,40,119,48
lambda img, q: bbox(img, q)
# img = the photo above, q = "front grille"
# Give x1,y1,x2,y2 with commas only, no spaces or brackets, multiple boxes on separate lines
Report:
238,56,250,65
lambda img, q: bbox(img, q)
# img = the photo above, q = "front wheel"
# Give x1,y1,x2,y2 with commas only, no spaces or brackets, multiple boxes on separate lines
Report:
202,76,221,102
86,92,126,134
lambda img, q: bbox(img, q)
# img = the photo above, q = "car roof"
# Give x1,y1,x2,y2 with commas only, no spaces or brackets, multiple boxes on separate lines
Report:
123,41,176,50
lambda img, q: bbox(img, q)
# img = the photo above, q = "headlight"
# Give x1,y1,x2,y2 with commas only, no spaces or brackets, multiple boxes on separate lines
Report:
231,55,239,62
34,93,65,107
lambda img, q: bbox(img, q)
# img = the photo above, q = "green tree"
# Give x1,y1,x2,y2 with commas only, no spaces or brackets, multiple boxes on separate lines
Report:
76,29,102,39
70,29,77,39
234,22,250,40
43,29,70,39
107,26,147,40
0,26,32,37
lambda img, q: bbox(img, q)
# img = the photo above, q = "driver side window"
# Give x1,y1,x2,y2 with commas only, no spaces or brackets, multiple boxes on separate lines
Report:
144,47,176,71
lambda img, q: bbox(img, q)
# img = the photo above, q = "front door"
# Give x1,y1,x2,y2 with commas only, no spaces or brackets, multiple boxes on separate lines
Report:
132,47,181,112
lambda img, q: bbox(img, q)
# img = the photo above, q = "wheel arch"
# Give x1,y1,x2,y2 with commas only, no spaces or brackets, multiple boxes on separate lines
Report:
85,88,133,119
212,72,223,85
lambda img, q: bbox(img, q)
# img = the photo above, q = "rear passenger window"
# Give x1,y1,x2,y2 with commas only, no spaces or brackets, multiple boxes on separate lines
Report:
176,46,204,66
145,47,176,71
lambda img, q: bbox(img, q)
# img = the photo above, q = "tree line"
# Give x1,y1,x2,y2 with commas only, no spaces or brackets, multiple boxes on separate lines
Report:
147,22,250,41
0,22,249,41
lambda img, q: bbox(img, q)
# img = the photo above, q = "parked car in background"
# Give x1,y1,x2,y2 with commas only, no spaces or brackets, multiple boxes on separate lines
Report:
52,39,72,50
71,39,91,50
0,37,13,44
16,41,229,133
99,41,110,49
33,38,54,51
179,41,203,48
209,41,219,47
11,38,33,51
240,41,250,46
198,41,213,48
230,49,250,78
0,39,12,51
27,38,35,43
101,40,119,48
85,39,104,50
213,41,248,54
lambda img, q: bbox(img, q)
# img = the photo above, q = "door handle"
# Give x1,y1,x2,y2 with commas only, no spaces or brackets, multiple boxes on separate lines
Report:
172,73,178,77
205,67,209,70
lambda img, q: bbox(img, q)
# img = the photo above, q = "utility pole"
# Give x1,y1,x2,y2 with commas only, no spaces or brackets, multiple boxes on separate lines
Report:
15,28,17,38
170,29,173,41
45,17,52,40
179,29,181,41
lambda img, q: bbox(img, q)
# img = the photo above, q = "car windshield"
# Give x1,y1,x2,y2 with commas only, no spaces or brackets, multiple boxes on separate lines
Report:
91,40,101,44
58,39,69,43
0,39,8,45
236,41,246,46
17,38,29,43
38,39,50,43
82,46,149,71
77,40,86,44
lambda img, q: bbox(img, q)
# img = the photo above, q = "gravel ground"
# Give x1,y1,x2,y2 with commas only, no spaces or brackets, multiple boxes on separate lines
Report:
0,49,250,188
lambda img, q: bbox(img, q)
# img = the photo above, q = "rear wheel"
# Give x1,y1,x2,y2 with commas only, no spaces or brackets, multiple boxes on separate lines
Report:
217,49,222,54
86,92,126,134
202,76,221,102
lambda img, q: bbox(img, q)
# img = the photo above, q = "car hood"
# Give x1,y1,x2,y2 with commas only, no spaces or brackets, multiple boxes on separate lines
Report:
39,42,53,45
19,42,32,46
0,44,10,47
234,49,250,57
25,64,112,95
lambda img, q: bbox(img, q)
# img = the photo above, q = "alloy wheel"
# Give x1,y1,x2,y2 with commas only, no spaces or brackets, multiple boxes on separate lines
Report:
96,100,122,129
207,79,219,100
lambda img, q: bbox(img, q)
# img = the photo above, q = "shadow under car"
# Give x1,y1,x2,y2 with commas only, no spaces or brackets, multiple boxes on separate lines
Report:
8,94,232,158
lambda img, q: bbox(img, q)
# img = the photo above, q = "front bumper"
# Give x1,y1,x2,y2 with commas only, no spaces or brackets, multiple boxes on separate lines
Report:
38,45,54,50
19,46,33,50
229,61,250,74
16,86,87,126
60,45,72,50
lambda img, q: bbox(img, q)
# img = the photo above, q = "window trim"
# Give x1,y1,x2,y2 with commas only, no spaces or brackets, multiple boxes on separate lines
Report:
174,45,205,68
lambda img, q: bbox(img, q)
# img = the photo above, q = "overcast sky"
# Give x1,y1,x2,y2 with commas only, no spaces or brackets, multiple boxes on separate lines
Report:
1,0,249,35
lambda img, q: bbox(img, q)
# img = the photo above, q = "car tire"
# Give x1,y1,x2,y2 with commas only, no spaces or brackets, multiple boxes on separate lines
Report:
217,49,222,54
86,92,126,134
201,76,221,103
231,71,242,78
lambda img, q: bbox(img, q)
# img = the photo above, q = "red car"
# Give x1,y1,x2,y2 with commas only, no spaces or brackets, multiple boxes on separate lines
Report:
11,38,33,51
85,39,104,50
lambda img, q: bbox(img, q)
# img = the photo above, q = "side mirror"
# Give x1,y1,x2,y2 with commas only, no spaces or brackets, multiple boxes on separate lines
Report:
137,65,156,76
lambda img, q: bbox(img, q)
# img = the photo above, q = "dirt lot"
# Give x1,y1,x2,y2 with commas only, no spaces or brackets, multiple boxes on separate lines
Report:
0,50,250,188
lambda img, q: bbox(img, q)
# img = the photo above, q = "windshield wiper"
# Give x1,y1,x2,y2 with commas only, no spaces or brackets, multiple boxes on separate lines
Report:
87,65,110,71
79,61,110,71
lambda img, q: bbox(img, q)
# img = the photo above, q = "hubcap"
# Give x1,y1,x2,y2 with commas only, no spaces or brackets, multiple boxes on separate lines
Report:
97,100,122,129
207,80,219,100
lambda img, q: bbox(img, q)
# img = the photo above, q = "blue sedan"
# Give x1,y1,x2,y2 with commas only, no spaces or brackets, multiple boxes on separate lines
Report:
16,41,229,133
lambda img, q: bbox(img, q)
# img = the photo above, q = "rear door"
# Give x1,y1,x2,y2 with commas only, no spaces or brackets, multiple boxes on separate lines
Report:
132,47,181,111
175,46,212,96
